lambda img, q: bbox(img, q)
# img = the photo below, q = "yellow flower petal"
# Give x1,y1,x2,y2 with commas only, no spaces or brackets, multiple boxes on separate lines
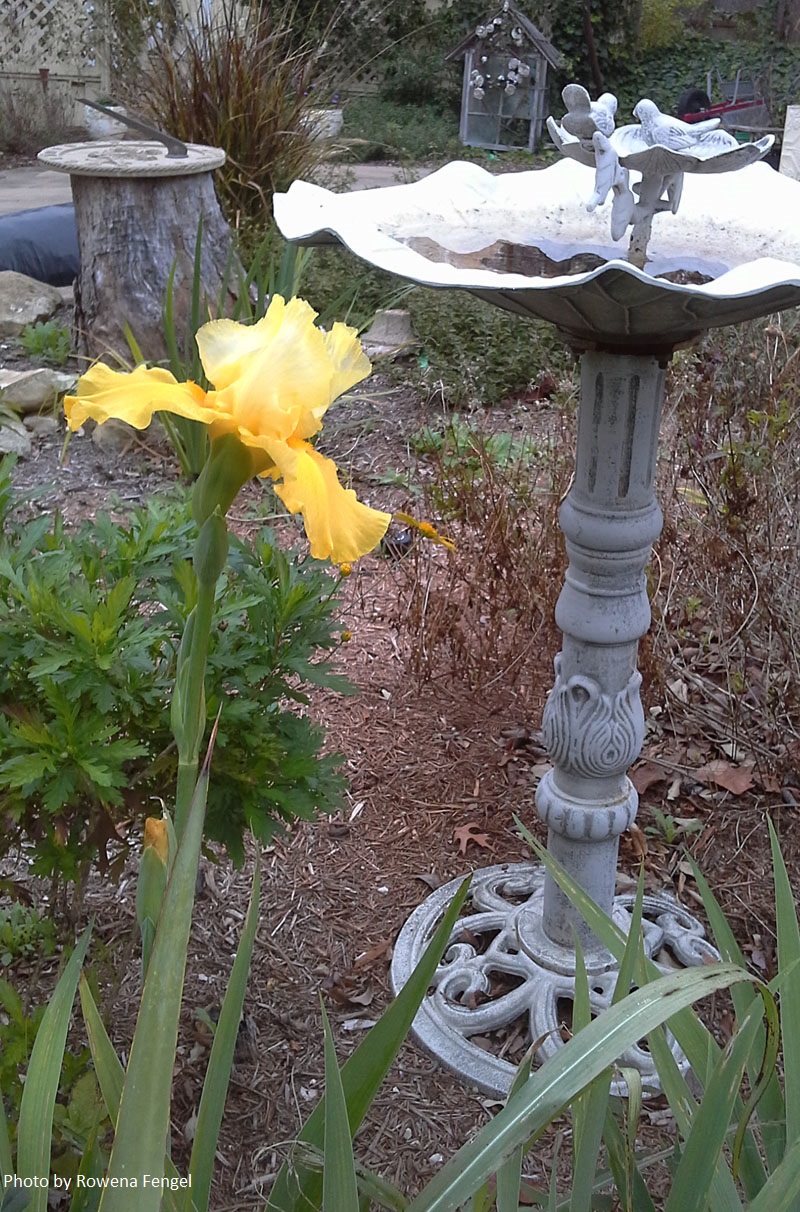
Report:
197,296,370,441
64,363,214,432
272,441,390,563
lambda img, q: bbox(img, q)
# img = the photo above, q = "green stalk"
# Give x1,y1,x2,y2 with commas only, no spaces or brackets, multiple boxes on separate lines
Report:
173,577,217,837
96,738,214,1212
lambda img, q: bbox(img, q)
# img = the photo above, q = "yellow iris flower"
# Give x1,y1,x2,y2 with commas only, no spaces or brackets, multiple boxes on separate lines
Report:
64,296,391,563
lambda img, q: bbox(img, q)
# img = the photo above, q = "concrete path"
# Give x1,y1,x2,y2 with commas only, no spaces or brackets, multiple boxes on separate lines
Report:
0,159,431,217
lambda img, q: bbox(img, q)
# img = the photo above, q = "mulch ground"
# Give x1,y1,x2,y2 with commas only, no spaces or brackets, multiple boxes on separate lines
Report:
2,354,793,1208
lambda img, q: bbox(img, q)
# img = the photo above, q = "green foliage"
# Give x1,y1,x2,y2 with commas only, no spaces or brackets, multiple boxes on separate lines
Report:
269,860,780,1211
0,903,57,967
541,0,643,93
638,0,693,52
0,466,349,880
18,322,71,368
514,822,800,1210
379,46,461,110
265,0,432,91
0,968,105,1182
342,96,461,163
643,806,703,846
0,979,46,1122
410,413,540,472
408,290,571,408
287,243,412,331
617,38,800,125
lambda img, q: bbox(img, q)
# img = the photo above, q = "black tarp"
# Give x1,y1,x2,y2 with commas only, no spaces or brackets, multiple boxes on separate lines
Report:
0,204,78,286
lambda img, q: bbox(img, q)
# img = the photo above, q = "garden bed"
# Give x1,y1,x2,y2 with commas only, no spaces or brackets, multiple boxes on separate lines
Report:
2,302,799,1206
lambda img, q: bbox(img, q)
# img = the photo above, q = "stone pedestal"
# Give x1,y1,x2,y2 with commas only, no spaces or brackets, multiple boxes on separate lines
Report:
390,349,719,1096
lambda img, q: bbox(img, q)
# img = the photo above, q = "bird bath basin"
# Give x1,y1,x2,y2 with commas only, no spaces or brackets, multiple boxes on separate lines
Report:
275,89,800,1096
275,155,800,351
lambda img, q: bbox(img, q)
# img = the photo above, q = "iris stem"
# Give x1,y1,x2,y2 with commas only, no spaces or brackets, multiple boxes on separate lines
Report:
173,573,218,839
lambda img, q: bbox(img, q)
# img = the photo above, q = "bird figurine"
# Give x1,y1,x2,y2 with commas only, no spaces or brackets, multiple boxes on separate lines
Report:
632,98,736,152
561,84,618,140
588,133,635,241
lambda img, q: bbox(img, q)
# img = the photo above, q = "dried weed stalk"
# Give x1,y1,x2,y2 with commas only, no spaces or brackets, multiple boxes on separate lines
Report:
652,311,800,778
396,410,574,693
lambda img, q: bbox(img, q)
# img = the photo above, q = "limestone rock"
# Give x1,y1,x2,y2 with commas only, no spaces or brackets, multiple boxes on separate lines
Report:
360,309,417,358
0,417,32,457
0,367,77,413
0,272,64,337
91,417,138,453
23,414,60,436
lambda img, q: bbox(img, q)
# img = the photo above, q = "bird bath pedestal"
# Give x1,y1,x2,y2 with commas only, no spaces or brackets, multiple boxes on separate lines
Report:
274,90,800,1096
37,141,234,362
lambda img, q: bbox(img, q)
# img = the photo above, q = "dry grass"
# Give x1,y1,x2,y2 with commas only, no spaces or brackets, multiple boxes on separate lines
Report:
652,312,800,778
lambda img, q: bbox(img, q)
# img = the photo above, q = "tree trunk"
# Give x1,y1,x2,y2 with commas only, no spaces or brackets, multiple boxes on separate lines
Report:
65,156,240,363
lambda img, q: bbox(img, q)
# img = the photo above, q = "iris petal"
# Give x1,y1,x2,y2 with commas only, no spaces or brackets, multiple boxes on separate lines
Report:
63,295,384,562
272,441,390,563
64,364,214,432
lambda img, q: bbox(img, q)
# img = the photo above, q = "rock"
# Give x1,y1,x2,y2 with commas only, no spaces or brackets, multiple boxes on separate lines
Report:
0,271,64,337
0,367,77,413
0,417,32,457
23,414,60,436
360,309,418,359
91,417,138,453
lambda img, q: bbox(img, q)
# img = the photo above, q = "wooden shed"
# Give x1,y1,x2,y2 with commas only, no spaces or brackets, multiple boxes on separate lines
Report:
445,0,561,152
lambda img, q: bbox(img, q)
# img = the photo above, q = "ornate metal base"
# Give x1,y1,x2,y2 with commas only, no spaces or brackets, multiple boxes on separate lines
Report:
390,863,719,1099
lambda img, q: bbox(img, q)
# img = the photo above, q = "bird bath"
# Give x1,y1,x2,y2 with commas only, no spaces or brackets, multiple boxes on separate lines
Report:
274,88,800,1097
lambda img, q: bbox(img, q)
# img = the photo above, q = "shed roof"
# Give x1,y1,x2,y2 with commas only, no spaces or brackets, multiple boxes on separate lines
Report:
445,0,562,69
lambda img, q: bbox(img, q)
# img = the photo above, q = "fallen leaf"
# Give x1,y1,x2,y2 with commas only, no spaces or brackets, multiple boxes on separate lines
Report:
696,759,755,795
630,761,668,796
354,939,392,970
414,872,443,891
628,822,648,861
341,1018,379,1032
453,822,491,855
346,986,375,1007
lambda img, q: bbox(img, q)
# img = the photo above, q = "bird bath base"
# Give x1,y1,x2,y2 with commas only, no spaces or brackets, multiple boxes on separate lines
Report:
390,865,717,1098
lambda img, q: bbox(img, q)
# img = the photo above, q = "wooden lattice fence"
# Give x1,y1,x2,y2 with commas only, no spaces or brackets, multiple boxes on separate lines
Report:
0,0,107,113
0,0,225,124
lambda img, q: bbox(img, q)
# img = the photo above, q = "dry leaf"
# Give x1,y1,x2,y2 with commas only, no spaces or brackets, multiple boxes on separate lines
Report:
628,822,648,861
354,939,392,970
453,822,491,855
414,872,443,891
630,761,668,796
696,759,755,795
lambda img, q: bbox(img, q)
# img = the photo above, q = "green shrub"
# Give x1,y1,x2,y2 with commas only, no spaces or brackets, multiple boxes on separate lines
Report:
408,289,573,407
342,96,462,163
0,469,349,880
0,903,56,967
379,47,461,109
